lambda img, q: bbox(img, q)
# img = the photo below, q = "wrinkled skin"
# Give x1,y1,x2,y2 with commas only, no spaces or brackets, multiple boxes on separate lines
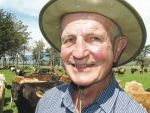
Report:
60,13,127,108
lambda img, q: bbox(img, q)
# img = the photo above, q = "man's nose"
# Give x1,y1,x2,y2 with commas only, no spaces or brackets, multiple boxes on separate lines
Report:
72,38,90,59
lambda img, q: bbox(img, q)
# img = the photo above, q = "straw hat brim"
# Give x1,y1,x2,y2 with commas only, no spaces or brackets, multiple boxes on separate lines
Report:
39,0,146,67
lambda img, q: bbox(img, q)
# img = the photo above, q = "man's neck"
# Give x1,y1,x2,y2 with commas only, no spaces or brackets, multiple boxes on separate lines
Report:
73,72,112,109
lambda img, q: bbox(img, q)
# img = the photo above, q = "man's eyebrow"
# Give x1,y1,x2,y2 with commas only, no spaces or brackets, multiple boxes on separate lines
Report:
61,35,75,40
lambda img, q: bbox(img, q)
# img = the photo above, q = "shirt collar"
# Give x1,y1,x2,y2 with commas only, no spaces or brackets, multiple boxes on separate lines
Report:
95,74,119,112
62,74,119,112
62,82,75,112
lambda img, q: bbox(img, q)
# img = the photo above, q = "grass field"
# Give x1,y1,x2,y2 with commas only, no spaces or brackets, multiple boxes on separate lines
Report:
1,67,150,113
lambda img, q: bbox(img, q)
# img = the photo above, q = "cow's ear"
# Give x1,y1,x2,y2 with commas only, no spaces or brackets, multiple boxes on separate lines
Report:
22,86,26,92
6,85,12,89
36,91,43,98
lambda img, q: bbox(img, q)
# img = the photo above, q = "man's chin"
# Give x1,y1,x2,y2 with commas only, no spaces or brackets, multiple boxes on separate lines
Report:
73,80,92,87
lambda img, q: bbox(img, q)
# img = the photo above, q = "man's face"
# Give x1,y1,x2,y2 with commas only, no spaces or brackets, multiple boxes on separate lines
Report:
60,13,116,86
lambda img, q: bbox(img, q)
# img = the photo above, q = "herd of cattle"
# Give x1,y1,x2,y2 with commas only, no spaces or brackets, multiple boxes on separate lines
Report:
0,66,71,113
112,67,148,75
0,66,150,113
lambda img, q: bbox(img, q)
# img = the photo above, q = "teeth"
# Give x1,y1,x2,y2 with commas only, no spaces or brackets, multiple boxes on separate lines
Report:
75,65,86,68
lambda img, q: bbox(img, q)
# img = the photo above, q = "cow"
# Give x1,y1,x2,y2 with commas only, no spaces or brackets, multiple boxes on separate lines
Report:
9,76,64,113
10,66,16,72
21,81,64,111
37,68,50,75
15,70,68,83
131,68,138,74
112,67,126,75
10,81,33,113
124,81,149,112
128,92,150,113
15,70,35,77
124,80,145,93
144,68,148,73
0,66,5,70
49,66,55,73
139,69,143,74
15,69,25,76
15,71,54,82
145,87,150,92
57,73,71,83
118,68,126,76
112,68,119,74
0,74,7,113
11,78,64,113
0,85,5,113
33,66,37,73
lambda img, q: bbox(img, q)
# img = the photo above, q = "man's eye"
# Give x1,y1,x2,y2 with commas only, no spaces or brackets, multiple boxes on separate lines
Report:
91,37,100,41
62,38,75,47
66,38,74,43
86,37,102,45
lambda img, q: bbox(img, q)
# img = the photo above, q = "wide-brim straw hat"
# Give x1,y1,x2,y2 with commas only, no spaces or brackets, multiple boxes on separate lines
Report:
39,0,146,67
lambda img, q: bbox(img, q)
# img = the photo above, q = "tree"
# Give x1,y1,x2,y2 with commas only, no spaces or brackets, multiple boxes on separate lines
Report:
135,45,150,67
0,9,31,66
0,9,15,58
139,45,150,57
45,47,60,66
32,40,45,67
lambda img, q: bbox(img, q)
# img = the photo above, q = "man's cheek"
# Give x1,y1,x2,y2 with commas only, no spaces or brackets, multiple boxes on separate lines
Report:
94,50,106,61
89,46,106,60
61,48,69,60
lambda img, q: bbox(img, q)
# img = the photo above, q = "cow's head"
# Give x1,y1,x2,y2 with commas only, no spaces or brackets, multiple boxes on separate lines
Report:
11,81,23,101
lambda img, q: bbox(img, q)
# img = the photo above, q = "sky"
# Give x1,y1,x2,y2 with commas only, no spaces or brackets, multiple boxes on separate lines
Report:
0,0,150,50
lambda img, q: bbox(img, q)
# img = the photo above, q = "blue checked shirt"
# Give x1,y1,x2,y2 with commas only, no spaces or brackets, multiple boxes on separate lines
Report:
35,75,148,113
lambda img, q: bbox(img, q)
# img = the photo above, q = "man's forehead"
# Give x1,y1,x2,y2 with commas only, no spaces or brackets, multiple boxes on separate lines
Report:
61,13,116,33
61,13,111,23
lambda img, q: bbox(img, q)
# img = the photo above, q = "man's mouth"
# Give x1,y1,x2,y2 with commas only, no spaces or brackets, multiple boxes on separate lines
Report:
72,64,94,68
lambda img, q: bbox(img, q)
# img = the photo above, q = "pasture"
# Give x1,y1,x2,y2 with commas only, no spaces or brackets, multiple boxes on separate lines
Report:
0,67,150,113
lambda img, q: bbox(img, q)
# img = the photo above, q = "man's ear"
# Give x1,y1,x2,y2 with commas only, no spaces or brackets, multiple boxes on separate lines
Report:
113,36,127,63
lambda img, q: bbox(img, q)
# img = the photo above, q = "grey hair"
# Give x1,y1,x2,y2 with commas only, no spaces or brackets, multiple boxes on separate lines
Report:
110,23,122,40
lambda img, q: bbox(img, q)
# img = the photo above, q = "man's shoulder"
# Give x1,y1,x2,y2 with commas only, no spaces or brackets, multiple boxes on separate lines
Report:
43,83,69,96
116,88,147,112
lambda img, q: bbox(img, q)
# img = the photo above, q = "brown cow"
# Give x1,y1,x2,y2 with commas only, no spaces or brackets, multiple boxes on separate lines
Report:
112,68,119,74
124,80,145,93
57,73,71,83
21,81,64,111
128,92,150,113
112,67,126,75
9,76,64,113
118,68,126,75
139,69,143,74
124,81,149,112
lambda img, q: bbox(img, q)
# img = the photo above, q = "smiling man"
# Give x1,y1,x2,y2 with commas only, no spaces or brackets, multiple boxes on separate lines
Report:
36,0,147,113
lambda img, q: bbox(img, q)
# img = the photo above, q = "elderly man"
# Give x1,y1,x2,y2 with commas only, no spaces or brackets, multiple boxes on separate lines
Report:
36,0,147,113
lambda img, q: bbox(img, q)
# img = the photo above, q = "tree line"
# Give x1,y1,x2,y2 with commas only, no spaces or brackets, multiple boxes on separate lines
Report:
0,9,30,66
1,9,150,68
0,9,60,68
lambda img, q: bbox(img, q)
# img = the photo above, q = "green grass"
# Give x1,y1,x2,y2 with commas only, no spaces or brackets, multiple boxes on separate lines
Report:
1,69,18,113
115,68,150,90
1,67,150,113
